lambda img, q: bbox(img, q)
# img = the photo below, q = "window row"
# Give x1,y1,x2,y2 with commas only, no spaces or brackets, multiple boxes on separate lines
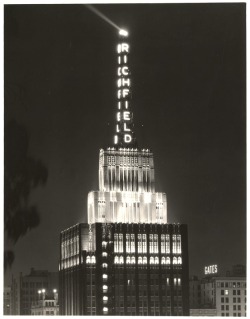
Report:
114,255,182,265
114,233,182,254
217,282,246,288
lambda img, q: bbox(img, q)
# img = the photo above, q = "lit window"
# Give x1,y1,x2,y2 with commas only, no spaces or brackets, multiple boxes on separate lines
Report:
138,257,142,264
103,285,108,293
119,234,123,253
103,274,108,280
86,256,90,264
177,234,182,253
150,257,154,264
149,234,154,254
102,241,107,249
114,234,118,253
225,290,229,295
155,257,159,264
166,234,170,253
138,234,142,253
142,234,147,253
166,257,171,265
161,234,165,254
126,256,131,264
91,256,96,264
161,257,166,265
131,256,136,264
114,256,119,264
173,257,177,264
120,256,124,264
102,252,107,257
177,257,182,264
102,263,108,268
172,235,177,253
126,234,131,253
154,234,158,253
103,307,108,314
131,234,135,253
143,257,147,264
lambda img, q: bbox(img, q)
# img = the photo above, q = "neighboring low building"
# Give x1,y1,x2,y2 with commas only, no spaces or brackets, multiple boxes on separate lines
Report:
10,268,58,315
190,308,217,316
31,289,59,316
189,265,247,317
4,286,11,315
214,277,246,317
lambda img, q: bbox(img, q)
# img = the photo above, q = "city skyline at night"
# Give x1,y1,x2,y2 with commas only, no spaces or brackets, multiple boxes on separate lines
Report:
4,3,246,288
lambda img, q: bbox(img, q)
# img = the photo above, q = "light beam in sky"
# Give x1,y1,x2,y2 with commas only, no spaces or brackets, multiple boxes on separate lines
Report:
85,4,120,31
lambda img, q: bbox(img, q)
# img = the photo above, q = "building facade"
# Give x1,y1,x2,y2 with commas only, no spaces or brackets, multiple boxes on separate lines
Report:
31,289,59,316
59,29,189,316
189,269,246,317
215,277,246,317
10,268,58,315
4,286,11,315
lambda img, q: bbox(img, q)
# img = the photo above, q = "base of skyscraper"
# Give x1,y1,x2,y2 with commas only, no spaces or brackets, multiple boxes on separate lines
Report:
59,222,189,316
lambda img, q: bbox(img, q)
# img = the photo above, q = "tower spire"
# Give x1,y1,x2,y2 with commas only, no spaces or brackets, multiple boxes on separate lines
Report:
114,29,137,148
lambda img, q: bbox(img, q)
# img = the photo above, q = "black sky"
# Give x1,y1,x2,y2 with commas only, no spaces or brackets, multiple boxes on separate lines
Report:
4,3,246,283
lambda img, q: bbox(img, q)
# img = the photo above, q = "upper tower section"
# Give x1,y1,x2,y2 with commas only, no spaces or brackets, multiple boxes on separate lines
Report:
99,147,155,193
114,29,137,147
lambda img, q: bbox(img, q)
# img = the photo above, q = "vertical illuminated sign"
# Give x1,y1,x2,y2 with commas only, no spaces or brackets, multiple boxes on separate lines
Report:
114,29,134,146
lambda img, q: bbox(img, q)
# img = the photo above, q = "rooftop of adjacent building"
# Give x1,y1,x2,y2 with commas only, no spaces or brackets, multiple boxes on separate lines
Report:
190,264,246,282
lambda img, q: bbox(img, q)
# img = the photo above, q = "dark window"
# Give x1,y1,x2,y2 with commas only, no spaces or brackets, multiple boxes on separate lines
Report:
221,305,225,311
233,298,236,303
221,297,224,303
233,290,236,295
221,290,224,295
238,305,241,311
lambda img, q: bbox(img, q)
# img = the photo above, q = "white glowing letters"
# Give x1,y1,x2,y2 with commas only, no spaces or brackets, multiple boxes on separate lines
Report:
114,39,133,145
204,265,218,275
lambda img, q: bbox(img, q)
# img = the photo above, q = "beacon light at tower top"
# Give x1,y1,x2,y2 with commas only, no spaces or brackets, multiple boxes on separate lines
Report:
119,29,128,37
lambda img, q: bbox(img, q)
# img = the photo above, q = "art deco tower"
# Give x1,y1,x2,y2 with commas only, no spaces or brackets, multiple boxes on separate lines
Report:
59,29,189,316
88,30,167,226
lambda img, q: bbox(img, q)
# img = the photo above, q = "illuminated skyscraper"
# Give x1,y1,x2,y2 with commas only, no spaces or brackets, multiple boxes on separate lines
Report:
59,29,189,316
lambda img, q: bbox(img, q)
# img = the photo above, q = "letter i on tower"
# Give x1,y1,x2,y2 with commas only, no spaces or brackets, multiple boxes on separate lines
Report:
114,29,136,147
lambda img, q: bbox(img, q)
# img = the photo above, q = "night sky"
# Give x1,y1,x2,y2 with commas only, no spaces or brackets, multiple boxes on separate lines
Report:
4,3,246,283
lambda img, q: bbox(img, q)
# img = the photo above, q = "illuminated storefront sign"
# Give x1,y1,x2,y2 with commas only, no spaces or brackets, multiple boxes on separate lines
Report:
114,30,133,146
204,264,218,275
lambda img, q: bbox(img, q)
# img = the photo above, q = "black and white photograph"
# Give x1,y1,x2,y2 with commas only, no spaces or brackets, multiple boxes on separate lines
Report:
4,2,246,316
